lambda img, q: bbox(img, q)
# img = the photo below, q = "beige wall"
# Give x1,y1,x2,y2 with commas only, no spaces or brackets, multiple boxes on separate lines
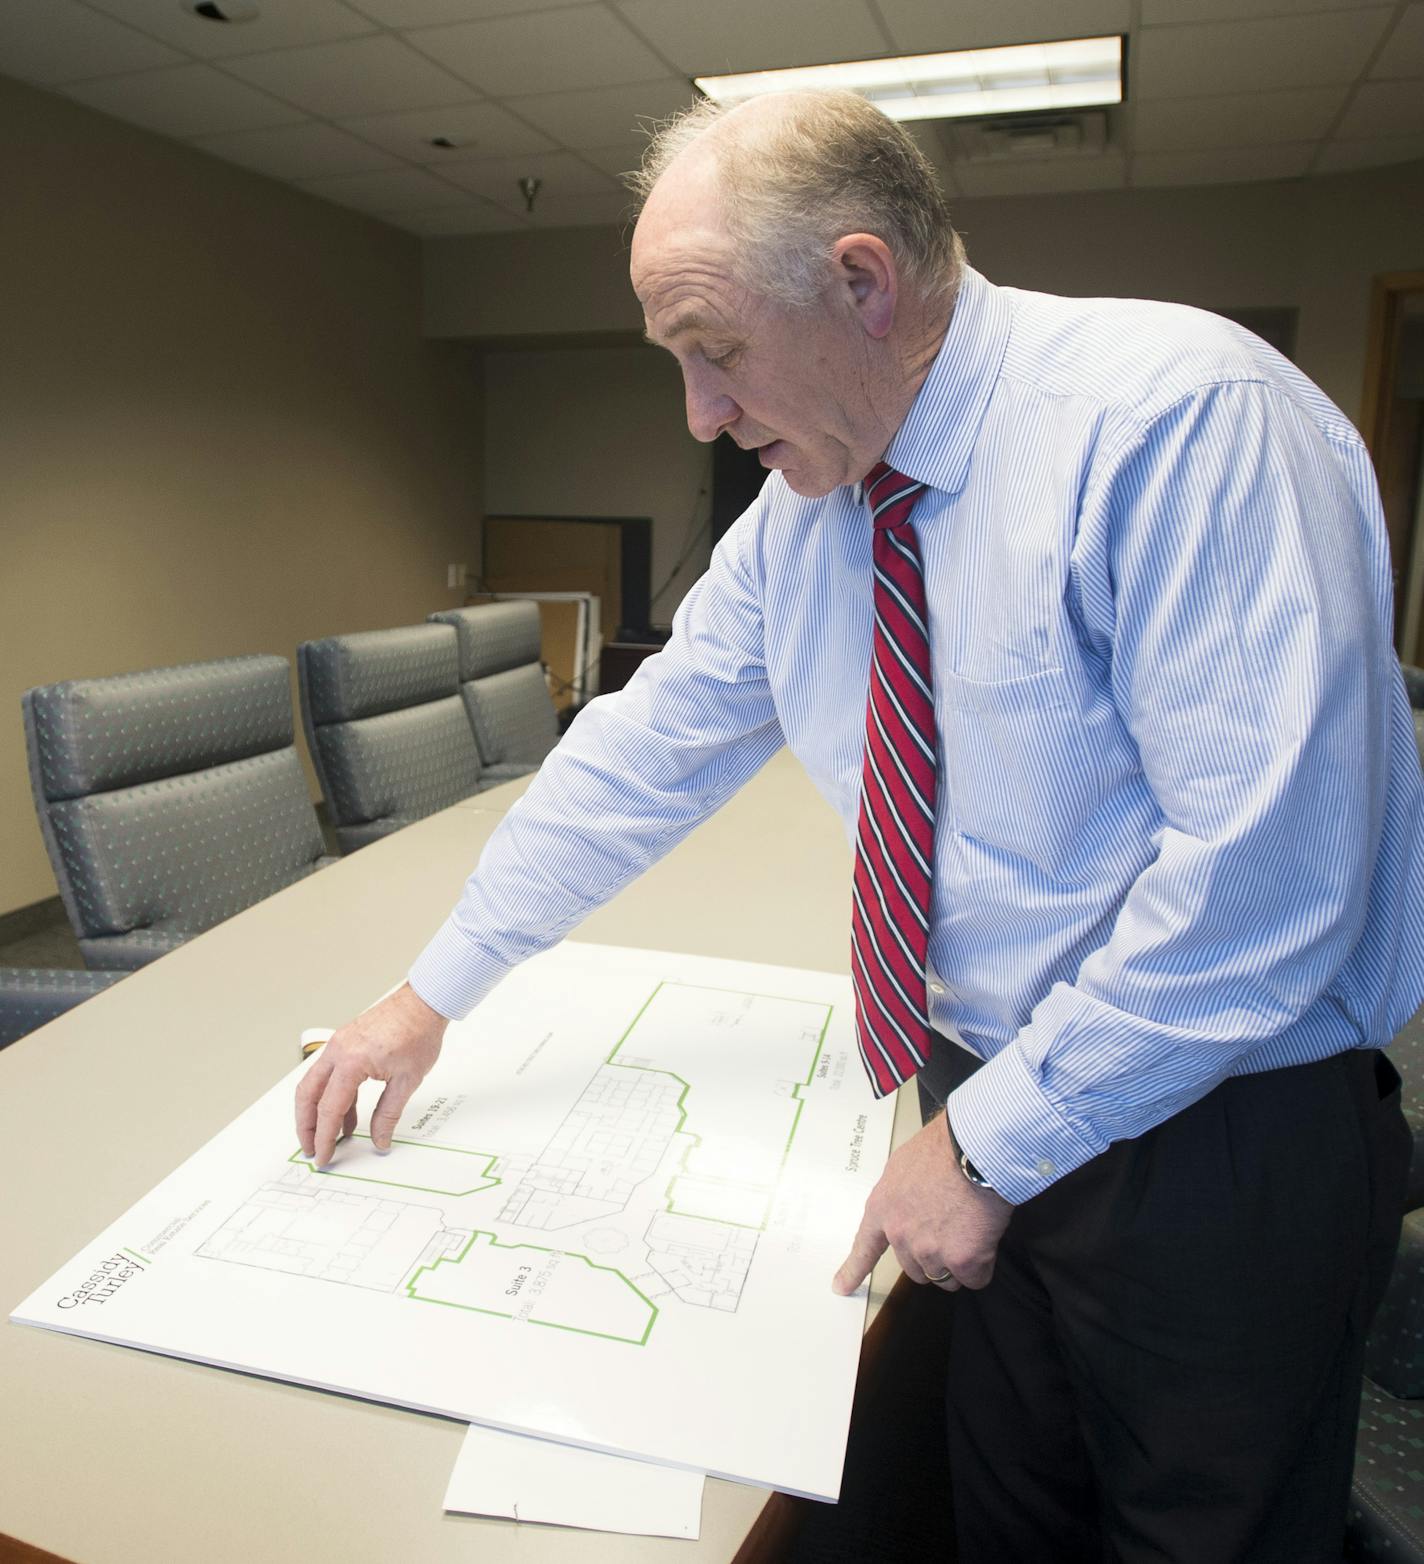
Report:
482,345,712,628
0,76,484,918
426,227,642,342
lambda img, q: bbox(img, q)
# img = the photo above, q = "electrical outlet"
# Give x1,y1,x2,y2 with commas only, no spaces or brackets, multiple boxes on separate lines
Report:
447,563,468,591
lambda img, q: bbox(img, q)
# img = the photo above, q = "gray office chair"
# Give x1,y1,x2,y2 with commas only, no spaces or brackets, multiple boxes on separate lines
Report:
428,602,558,779
297,624,489,852
0,967,123,1049
23,656,331,970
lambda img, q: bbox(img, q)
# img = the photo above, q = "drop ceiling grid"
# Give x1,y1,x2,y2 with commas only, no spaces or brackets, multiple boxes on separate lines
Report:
0,0,1413,228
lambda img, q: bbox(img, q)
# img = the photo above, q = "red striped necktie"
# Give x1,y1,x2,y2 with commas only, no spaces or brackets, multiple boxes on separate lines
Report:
851,461,936,1097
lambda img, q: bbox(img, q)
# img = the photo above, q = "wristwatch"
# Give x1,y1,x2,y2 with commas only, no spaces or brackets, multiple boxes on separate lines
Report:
945,1113,995,1191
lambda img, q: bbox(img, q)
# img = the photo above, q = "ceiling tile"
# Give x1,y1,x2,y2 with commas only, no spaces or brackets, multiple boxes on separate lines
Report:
612,0,888,75
351,0,570,23
874,0,1128,56
1132,10,1393,99
222,34,476,117
83,0,376,58
490,189,638,227
581,143,646,179
387,202,529,233
1131,142,1314,186
298,166,471,212
953,151,1126,198
437,149,620,200
1371,4,1424,78
0,0,182,85
339,101,556,160
1314,132,1424,172
508,78,698,149
1335,79,1424,138
407,7,671,97
1133,85,1347,150
63,63,305,137
1142,0,1390,21
193,123,405,179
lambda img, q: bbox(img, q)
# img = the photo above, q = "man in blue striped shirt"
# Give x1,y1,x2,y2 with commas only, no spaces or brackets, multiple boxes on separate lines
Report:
298,92,1424,1560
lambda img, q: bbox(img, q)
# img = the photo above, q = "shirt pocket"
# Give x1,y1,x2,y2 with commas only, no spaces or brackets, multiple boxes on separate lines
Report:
940,666,1105,876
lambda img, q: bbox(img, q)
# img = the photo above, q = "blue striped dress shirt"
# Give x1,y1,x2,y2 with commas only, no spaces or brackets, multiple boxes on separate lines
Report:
409,266,1424,1206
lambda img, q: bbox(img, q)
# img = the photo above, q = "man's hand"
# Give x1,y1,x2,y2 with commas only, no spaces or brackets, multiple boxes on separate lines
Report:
832,1113,1013,1294
295,983,449,1168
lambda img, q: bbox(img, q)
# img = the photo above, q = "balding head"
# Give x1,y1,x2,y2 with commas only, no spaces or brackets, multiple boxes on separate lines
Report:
630,90,963,313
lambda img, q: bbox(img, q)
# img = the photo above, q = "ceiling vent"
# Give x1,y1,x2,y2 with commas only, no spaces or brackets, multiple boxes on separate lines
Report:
947,109,1108,163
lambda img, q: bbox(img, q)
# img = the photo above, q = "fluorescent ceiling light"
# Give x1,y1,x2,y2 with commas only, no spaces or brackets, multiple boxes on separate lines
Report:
695,37,1123,123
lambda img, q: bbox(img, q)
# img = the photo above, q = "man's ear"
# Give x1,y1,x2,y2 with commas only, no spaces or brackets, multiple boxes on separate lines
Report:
832,233,897,340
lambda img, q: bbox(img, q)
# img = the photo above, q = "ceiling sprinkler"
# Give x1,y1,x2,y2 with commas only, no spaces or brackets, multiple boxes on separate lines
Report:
518,176,542,214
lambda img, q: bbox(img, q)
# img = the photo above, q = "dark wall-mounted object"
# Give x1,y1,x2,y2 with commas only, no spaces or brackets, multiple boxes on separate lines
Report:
1215,306,1299,362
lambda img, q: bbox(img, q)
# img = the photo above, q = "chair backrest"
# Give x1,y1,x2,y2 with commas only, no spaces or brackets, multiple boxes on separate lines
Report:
297,624,483,851
23,655,326,969
428,602,558,770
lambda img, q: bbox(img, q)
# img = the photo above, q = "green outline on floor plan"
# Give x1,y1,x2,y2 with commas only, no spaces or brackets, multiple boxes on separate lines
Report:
287,1137,503,1197
197,982,831,1342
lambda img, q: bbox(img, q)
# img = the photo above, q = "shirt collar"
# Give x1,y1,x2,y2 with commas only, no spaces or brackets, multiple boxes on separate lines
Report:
876,266,1010,500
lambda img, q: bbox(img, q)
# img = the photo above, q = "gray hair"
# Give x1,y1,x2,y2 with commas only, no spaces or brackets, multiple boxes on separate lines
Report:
628,91,964,310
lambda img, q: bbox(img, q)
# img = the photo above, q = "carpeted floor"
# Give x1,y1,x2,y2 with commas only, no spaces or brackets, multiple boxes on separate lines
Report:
0,915,85,969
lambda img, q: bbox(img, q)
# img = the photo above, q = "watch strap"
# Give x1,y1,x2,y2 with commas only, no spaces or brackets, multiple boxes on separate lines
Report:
945,1111,994,1191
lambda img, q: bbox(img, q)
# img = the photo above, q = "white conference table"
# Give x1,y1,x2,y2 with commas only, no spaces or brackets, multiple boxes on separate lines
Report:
1,749,918,1564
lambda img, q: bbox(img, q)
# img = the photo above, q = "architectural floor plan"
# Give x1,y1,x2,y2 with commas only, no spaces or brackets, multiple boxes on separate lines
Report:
12,944,893,1500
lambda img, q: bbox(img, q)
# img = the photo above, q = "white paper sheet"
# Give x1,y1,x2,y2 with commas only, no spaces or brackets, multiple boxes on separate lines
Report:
446,1423,706,1539
12,943,894,1500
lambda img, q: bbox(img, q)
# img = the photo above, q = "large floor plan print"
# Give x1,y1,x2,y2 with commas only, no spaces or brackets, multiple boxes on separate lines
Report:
12,944,894,1500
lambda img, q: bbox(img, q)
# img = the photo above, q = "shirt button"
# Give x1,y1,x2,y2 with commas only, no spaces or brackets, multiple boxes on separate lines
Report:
1036,1158,1056,1177
929,982,945,995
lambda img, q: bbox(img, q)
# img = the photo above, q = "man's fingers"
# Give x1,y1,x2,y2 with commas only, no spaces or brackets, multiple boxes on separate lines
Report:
919,1257,962,1291
892,1244,937,1287
313,1065,365,1168
369,1074,418,1151
832,1220,888,1296
342,1105,358,1143
295,1052,335,1158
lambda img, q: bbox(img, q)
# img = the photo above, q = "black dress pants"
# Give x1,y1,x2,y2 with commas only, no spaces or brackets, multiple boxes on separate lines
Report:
919,1042,1411,1564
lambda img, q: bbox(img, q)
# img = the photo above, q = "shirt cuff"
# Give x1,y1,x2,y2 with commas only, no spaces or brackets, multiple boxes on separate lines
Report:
945,1030,1105,1205
407,916,520,1022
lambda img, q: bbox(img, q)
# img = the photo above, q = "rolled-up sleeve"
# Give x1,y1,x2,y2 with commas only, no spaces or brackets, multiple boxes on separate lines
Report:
949,382,1392,1204
408,512,784,1020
